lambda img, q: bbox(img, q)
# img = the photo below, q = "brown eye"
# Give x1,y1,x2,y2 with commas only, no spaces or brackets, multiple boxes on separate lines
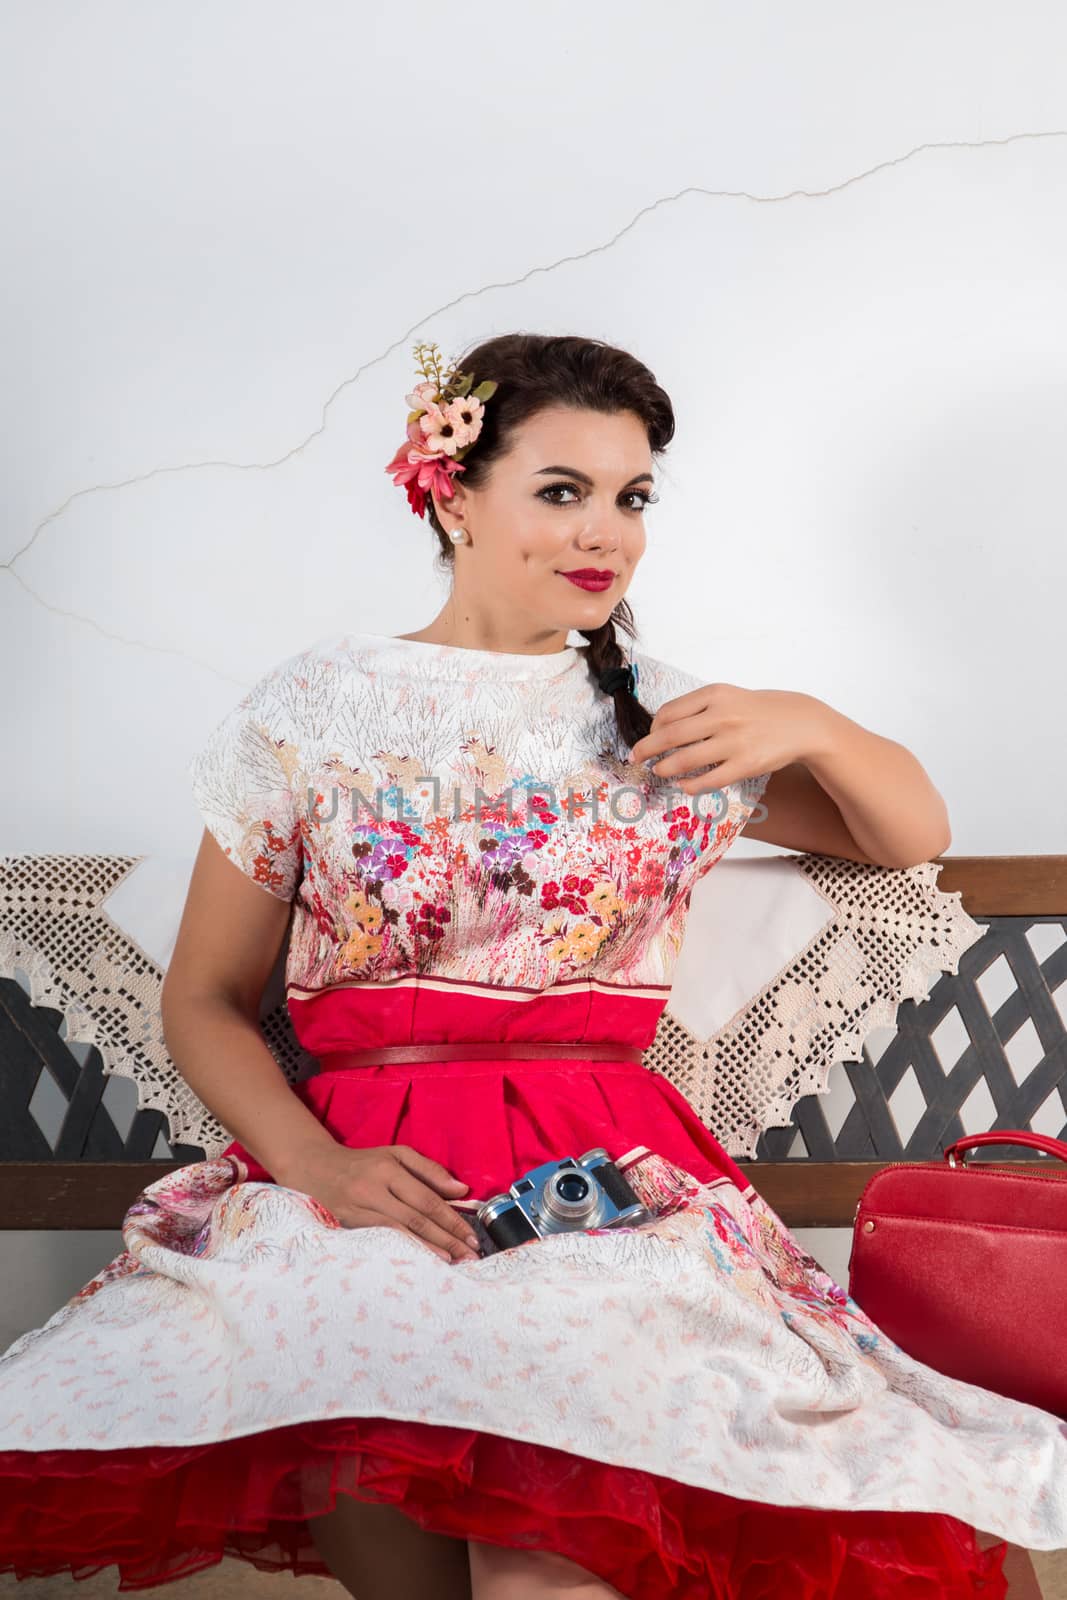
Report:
537,484,658,512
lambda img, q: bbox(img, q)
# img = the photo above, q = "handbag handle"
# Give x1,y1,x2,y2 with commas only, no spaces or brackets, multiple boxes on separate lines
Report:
943,1130,1067,1168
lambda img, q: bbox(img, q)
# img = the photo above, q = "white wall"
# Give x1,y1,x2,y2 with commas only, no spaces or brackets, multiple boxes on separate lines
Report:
2,1,1064,1332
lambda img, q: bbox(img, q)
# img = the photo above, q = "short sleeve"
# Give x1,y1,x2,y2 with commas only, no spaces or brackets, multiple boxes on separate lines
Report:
187,658,305,901
632,649,772,870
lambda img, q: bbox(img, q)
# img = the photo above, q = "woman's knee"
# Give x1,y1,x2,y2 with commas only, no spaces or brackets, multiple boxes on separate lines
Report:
467,1539,625,1598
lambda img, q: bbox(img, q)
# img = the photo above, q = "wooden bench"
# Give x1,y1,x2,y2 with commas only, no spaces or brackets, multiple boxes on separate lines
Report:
1,853,1065,1232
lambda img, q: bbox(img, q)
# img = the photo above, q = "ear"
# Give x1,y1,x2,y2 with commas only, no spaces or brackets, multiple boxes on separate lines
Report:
435,476,472,530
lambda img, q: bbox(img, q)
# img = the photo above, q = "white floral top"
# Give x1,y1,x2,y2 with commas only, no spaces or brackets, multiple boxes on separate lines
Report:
188,632,769,1055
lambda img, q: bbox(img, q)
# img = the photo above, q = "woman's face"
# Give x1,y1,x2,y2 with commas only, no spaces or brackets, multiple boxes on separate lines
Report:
431,405,654,652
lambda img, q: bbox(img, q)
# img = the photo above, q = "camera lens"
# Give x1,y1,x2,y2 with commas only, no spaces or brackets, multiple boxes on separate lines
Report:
540,1167,600,1226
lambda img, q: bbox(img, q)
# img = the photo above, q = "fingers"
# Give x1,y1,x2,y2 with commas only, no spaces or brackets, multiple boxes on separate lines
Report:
345,1210,462,1263
389,1145,481,1260
326,1147,482,1263
393,1145,470,1198
386,1172,481,1261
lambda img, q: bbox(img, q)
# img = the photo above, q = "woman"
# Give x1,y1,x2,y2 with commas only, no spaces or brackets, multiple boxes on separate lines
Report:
1,332,1063,1597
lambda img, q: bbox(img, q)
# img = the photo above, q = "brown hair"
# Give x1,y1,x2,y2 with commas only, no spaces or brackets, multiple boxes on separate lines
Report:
423,332,675,748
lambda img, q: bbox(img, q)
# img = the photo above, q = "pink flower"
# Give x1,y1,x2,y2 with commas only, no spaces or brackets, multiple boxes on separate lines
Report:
418,405,456,456
385,418,466,519
387,348,493,518
416,395,486,456
404,381,440,411
442,394,485,449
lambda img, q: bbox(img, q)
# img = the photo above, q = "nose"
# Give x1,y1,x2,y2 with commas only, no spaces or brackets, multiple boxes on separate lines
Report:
576,524,622,556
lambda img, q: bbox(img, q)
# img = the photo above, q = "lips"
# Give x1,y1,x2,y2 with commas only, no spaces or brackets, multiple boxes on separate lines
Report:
559,570,616,590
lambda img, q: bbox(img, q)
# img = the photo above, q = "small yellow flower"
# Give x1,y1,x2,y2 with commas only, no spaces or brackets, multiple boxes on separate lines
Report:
569,922,608,963
355,902,383,934
342,929,382,967
588,882,621,919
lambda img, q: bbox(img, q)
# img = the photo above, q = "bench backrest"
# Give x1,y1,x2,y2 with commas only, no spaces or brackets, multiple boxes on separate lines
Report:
2,853,1064,1229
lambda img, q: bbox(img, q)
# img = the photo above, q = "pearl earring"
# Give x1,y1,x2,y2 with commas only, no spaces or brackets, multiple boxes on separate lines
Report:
449,528,467,544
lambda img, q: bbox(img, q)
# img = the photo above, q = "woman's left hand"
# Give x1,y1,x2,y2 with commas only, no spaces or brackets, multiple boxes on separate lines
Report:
627,684,832,796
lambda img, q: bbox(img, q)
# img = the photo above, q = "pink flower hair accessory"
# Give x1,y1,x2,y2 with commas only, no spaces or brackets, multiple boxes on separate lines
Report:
385,341,498,520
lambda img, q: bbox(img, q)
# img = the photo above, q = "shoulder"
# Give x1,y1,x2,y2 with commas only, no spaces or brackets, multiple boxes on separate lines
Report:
188,637,340,771
229,633,358,718
629,648,709,714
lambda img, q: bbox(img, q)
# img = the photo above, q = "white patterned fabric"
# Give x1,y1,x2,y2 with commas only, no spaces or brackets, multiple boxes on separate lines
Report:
184,631,769,984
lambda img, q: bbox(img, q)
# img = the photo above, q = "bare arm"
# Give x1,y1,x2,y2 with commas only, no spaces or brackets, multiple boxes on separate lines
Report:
743,702,951,870
161,828,337,1184
163,829,481,1261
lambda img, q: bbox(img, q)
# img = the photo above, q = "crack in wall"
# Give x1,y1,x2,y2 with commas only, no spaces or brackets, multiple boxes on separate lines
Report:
4,125,1065,683
4,565,250,687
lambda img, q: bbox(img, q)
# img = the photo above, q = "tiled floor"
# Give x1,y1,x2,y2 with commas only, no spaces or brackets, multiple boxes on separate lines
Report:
1026,1549,1067,1600
1005,1547,1067,1597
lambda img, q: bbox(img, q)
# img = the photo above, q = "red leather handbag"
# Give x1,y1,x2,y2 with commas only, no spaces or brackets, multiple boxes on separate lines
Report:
847,1130,1067,1419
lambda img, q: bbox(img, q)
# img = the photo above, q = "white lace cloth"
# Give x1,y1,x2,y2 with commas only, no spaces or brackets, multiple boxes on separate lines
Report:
0,848,983,1160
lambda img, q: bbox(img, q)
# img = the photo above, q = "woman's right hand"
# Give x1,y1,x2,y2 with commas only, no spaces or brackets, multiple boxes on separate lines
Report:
280,1142,482,1262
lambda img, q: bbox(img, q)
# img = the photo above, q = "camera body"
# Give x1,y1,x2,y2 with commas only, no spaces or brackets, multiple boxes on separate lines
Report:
476,1147,653,1253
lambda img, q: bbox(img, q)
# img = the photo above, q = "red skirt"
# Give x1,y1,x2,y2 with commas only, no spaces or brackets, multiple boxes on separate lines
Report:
0,1416,1010,1596
0,1044,1012,1597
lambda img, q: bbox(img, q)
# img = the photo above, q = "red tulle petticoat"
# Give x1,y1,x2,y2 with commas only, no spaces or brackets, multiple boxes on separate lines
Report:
0,1413,1009,1597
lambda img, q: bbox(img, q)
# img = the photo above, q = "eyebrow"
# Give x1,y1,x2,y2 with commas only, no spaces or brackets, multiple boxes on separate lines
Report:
532,465,654,490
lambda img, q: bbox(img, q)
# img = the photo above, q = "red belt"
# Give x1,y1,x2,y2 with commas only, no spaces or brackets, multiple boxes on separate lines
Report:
315,1042,644,1072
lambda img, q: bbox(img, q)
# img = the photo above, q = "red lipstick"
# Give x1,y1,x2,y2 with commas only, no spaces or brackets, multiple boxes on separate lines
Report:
558,569,616,591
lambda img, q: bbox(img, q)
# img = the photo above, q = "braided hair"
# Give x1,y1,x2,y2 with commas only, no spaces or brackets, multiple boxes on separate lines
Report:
578,600,651,748
423,333,672,750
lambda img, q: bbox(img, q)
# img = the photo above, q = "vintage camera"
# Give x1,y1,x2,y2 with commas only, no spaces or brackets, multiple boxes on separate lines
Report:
476,1147,653,1254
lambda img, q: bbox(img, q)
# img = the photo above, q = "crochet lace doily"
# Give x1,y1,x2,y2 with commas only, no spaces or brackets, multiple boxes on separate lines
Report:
0,852,982,1163
0,855,318,1161
644,853,984,1157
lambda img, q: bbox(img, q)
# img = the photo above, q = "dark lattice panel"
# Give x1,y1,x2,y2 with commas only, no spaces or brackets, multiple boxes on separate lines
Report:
0,974,206,1167
755,915,1067,1162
